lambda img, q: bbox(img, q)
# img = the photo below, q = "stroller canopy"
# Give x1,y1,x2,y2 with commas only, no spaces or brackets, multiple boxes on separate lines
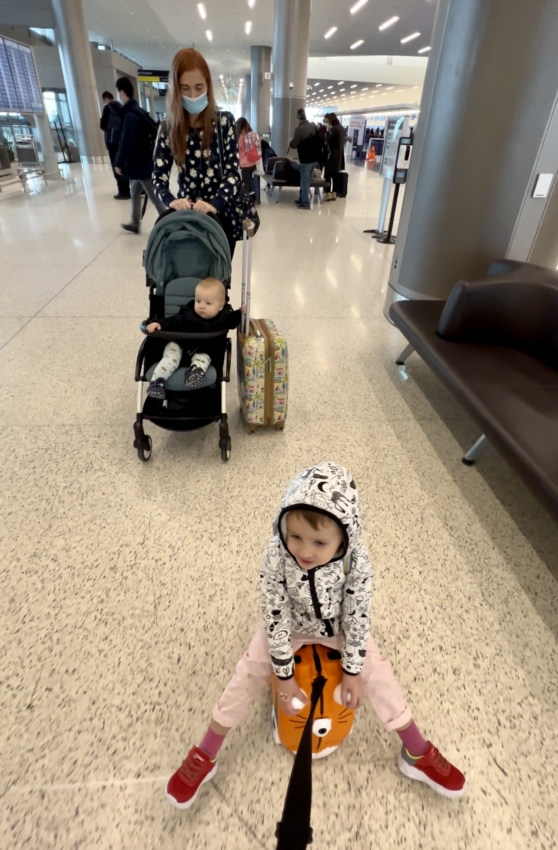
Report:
144,210,232,285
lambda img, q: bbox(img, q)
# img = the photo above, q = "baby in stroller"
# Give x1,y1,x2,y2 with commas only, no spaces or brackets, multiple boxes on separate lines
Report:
146,277,243,399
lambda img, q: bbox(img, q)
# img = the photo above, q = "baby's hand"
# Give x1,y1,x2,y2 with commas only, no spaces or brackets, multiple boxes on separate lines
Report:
146,322,161,333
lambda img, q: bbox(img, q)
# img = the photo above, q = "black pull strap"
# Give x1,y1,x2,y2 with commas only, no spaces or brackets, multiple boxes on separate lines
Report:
275,675,326,850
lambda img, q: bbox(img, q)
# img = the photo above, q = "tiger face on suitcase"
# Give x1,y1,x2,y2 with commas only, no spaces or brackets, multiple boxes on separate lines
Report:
270,644,355,759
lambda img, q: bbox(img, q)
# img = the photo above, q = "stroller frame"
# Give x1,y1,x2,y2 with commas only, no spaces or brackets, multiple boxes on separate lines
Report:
133,210,235,463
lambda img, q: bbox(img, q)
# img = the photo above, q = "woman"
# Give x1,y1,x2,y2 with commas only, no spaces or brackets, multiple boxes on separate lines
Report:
236,116,261,200
152,48,247,258
323,112,345,202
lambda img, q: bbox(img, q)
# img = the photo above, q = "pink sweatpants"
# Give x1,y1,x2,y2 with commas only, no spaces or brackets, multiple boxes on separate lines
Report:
213,621,412,732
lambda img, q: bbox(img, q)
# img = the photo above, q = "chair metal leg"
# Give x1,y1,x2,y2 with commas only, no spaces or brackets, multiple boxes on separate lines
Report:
396,343,414,366
462,435,487,466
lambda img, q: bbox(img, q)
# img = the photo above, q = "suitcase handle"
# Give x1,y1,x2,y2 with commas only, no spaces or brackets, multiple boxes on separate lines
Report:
241,223,253,335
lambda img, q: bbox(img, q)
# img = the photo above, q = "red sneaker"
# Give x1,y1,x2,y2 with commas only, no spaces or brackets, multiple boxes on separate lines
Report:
165,747,218,810
398,742,467,798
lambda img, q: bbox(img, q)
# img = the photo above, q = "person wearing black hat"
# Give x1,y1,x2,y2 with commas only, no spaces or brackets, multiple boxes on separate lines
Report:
289,108,321,210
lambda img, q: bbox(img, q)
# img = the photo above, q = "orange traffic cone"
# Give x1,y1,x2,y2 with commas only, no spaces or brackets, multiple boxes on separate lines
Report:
367,146,376,162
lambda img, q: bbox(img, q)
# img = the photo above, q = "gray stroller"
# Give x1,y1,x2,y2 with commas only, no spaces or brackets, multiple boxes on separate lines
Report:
134,210,234,462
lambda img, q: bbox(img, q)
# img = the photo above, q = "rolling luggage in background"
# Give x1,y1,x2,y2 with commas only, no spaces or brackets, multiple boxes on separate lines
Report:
237,227,288,432
333,171,348,198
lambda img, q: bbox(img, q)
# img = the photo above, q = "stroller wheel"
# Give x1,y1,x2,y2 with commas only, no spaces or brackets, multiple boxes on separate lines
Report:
220,435,232,463
137,435,153,462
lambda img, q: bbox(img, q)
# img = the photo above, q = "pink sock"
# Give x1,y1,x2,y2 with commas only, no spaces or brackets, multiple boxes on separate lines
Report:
199,728,226,761
396,721,428,758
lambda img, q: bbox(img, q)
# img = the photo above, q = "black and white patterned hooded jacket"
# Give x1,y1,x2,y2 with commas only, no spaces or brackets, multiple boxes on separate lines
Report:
260,462,372,680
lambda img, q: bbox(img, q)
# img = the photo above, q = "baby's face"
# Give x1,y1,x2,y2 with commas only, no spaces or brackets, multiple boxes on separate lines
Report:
194,287,224,320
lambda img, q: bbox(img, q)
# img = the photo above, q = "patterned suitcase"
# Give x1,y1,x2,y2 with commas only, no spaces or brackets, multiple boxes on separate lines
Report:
237,228,288,431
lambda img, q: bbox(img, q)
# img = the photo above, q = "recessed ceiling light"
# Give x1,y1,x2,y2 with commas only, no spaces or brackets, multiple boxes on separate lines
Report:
350,85,357,89
205,30,213,41
350,40,364,49
379,15,400,30
376,83,382,87
248,0,256,7
245,21,252,34
338,81,344,85
319,89,324,92
413,86,419,89
328,85,333,89
386,86,394,90
401,32,421,44
324,27,338,39
197,3,207,20
350,0,369,13
418,46,432,54
339,88,345,92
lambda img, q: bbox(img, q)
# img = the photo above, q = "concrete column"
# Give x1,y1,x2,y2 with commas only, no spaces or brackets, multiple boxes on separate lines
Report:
51,0,107,163
242,73,251,123
384,0,558,316
250,45,271,135
271,0,311,156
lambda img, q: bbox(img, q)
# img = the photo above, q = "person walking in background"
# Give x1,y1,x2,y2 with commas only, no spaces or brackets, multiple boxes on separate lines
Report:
236,117,262,202
323,112,345,202
114,77,166,234
289,108,320,210
100,91,129,200
152,48,257,260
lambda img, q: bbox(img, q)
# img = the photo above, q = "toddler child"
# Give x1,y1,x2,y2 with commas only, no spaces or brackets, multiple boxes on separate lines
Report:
165,462,466,809
146,277,242,399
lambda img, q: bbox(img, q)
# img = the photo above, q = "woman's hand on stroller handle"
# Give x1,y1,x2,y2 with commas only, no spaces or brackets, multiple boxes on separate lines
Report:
169,198,192,211
193,199,217,215
146,321,162,333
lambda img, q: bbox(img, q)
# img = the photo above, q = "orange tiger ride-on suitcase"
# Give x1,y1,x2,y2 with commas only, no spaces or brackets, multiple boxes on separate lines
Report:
270,644,355,759
236,224,289,433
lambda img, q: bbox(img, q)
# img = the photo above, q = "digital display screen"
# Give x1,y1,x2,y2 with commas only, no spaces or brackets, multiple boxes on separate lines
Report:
0,36,44,114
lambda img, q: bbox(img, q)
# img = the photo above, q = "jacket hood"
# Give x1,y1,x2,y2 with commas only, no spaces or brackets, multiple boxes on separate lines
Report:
276,462,362,557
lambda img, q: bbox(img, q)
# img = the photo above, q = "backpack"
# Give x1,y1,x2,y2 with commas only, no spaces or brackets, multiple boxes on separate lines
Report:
140,110,159,155
106,103,122,144
241,131,262,166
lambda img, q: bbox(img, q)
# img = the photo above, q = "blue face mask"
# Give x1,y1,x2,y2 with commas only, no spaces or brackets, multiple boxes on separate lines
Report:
182,91,209,115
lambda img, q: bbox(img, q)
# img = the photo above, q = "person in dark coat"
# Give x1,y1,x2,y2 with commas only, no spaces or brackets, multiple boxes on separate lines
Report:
100,92,130,199
289,108,320,210
145,277,242,398
114,77,166,234
324,112,345,202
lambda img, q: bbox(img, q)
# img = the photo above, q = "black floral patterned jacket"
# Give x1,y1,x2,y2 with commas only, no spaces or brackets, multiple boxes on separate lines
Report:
152,111,246,238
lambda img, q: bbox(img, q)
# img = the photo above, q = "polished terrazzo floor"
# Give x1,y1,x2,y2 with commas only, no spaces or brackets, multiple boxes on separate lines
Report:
1,162,557,850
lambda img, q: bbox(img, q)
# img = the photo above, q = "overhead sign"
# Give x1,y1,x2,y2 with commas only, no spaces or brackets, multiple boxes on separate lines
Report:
138,69,169,83
0,36,43,114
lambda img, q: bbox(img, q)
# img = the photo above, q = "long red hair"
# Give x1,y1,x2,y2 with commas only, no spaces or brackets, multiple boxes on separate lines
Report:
166,48,217,166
